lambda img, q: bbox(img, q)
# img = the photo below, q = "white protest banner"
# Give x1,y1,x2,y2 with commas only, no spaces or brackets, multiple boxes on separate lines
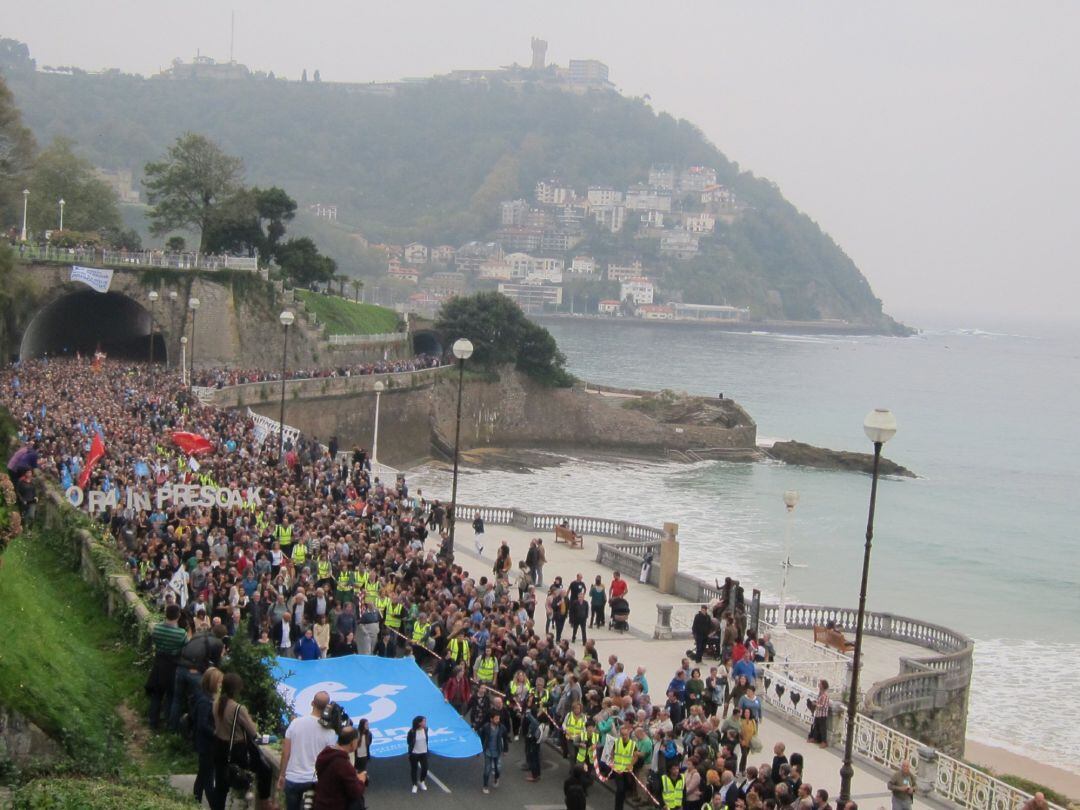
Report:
70,265,114,293
167,567,189,608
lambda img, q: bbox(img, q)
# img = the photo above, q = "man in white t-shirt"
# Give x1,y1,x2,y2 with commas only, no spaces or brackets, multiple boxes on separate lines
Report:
277,690,337,810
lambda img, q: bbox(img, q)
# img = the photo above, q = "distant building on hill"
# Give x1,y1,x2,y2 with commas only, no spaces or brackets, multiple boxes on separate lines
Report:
156,54,250,80
621,277,655,305
569,59,611,88
94,168,140,204
671,302,749,322
498,281,563,313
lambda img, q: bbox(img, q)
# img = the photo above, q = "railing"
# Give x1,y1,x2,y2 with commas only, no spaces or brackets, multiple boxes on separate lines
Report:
191,386,216,404
18,244,260,272
761,604,971,655
246,408,301,449
327,332,408,346
454,503,665,543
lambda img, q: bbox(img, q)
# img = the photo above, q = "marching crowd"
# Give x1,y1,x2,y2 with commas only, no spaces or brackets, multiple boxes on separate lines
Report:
190,354,443,389
3,357,880,810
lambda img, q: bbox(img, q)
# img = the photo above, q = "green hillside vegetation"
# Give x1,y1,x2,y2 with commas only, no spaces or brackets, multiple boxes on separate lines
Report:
1,41,903,329
295,289,400,335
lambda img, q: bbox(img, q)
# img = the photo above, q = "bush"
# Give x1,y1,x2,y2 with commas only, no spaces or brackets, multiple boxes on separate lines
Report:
222,621,291,735
11,775,192,809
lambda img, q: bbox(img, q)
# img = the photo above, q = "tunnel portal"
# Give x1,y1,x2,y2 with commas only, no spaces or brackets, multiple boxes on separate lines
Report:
20,290,167,362
412,330,443,357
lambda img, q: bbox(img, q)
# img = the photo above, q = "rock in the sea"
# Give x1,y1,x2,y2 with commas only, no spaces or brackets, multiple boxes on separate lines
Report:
766,440,916,478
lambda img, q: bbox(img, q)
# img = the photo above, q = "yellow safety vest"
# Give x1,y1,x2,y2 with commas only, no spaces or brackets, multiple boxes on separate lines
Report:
386,603,404,629
538,686,552,708
448,638,471,664
564,713,586,741
576,731,599,763
337,572,353,593
412,622,430,643
316,560,332,580
510,680,533,698
365,578,379,599
354,570,369,589
291,544,307,565
275,525,293,547
662,776,684,809
376,596,391,617
476,656,497,683
613,737,636,772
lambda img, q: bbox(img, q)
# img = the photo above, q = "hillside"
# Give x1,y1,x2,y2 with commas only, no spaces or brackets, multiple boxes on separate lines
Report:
1,51,905,331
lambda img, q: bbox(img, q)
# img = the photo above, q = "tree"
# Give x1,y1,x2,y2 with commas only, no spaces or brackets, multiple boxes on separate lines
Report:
166,236,186,252
27,137,120,236
203,185,296,260
0,75,35,230
143,133,244,251
436,292,571,386
350,277,364,302
275,237,336,286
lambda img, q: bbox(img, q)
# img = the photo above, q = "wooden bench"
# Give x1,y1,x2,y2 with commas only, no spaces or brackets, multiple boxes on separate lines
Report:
814,625,856,654
554,525,583,549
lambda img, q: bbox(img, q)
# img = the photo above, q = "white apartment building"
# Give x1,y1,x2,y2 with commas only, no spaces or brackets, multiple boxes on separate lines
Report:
625,184,672,212
592,204,626,233
535,180,575,205
587,186,623,207
498,282,563,313
607,260,645,282
648,164,675,191
505,252,565,281
678,166,718,193
682,212,716,233
620,276,655,305
404,242,429,264
569,256,597,276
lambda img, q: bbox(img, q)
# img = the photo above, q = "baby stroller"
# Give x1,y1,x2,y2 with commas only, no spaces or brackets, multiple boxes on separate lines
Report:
609,596,630,633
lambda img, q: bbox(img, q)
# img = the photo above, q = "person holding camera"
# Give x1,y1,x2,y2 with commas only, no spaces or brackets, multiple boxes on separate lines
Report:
314,726,368,810
278,690,337,810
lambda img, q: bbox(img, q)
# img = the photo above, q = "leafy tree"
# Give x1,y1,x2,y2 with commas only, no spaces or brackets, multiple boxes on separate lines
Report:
436,292,571,386
349,277,364,302
0,243,35,361
203,185,296,260
0,75,35,231
143,133,244,251
26,137,120,236
166,235,186,252
275,236,336,286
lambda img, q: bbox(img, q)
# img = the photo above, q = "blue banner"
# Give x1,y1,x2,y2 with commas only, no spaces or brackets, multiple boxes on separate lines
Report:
273,655,481,759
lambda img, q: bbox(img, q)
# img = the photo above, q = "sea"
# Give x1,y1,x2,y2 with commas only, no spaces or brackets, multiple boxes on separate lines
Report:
408,319,1080,772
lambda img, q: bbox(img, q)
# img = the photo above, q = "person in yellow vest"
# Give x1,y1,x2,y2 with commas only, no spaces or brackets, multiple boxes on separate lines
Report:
273,517,294,554
661,763,685,810
290,539,307,569
610,723,638,810
384,596,405,658
364,573,380,602
473,649,499,688
335,563,355,604
562,702,587,763
315,550,333,588
411,612,431,666
509,671,533,740
353,568,369,594
575,718,601,771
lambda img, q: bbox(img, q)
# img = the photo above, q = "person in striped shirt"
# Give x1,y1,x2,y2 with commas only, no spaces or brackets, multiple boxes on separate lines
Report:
147,603,188,729
807,679,830,747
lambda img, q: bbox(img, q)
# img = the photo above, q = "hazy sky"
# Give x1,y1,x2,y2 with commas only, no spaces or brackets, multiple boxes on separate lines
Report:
7,1,1079,328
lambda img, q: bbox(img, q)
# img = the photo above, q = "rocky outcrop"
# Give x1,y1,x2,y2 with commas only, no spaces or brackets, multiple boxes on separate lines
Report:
766,440,915,477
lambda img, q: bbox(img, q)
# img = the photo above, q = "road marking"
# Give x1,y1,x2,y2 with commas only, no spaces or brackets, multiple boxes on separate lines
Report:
427,770,452,794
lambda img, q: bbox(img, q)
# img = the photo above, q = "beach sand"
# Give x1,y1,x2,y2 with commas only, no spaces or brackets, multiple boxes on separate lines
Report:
966,739,1080,803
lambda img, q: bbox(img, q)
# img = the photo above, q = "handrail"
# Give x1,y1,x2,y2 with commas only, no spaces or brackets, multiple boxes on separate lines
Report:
18,244,259,272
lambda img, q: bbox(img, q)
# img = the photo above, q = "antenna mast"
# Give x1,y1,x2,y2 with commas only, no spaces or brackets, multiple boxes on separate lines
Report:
230,11,235,63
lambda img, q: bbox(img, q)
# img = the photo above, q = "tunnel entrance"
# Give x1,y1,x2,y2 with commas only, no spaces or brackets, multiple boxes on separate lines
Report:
412,330,443,357
20,290,167,362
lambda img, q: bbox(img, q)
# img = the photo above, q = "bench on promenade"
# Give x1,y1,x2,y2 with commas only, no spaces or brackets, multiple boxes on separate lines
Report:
814,624,856,654
554,524,583,549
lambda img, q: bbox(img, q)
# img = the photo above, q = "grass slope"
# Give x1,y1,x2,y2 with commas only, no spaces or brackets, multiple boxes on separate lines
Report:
0,530,195,777
295,289,400,336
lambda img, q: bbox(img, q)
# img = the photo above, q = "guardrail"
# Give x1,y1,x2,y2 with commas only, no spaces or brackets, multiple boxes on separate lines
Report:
18,244,260,272
455,503,665,544
327,332,408,346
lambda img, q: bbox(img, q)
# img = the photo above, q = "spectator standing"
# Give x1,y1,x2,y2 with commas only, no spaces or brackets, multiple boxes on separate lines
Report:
278,690,336,810
406,715,430,793
314,727,367,810
807,681,830,747
887,762,916,810
147,603,187,730
588,575,607,628
479,712,509,794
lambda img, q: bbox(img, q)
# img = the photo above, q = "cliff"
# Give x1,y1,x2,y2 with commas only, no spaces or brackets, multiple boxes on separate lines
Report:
765,440,916,478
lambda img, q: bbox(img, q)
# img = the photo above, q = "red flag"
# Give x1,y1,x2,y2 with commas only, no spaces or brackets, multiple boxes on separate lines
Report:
77,433,105,489
171,431,213,456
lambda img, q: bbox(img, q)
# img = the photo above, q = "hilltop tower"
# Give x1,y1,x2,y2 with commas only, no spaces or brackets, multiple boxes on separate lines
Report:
530,37,548,70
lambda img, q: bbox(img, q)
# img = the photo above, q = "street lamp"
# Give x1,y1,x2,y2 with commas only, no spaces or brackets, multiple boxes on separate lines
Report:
371,380,385,464
187,297,200,380
179,336,188,385
447,337,474,559
147,290,159,365
20,189,29,242
58,198,65,231
838,408,898,803
277,309,295,463
776,489,800,632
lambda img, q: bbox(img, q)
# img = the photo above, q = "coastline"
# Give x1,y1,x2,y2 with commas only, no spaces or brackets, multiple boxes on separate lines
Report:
966,739,1080,802
533,312,914,336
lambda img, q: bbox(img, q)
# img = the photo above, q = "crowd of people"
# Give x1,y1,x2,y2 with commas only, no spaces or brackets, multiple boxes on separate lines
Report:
190,354,443,389
2,357,889,810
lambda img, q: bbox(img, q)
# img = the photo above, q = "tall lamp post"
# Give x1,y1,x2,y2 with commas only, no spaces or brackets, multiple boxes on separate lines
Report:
838,408,898,804
20,189,29,242
167,291,178,369
277,309,295,463
58,198,65,231
179,336,188,385
371,380,385,465
776,489,800,632
187,297,200,381
447,337,474,558
147,290,159,365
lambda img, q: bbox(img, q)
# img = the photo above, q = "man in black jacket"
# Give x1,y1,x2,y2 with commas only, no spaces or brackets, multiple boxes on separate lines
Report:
168,625,224,732
692,604,712,663
569,593,590,645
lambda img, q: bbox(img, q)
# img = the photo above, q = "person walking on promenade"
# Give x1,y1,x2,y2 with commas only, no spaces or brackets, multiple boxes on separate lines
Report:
807,680,830,747
480,711,508,794
692,605,712,663
609,570,628,602
407,715,430,793
472,512,485,555
887,761,915,810
523,699,543,782
535,538,547,586
570,592,590,644
589,575,607,628
278,690,336,810
314,726,367,810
